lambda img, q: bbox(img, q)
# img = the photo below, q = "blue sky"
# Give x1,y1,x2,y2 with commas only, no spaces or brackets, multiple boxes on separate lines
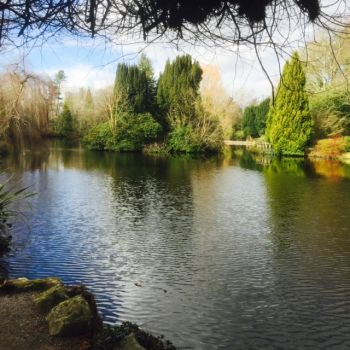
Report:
0,0,346,104
0,35,288,104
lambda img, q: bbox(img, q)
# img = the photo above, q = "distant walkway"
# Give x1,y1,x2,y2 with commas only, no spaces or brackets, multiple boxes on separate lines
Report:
224,140,272,149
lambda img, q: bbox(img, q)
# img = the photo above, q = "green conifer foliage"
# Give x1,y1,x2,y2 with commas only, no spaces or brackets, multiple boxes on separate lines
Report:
266,52,314,155
114,63,153,114
157,55,202,126
138,54,157,115
242,98,270,138
55,103,75,138
242,105,258,138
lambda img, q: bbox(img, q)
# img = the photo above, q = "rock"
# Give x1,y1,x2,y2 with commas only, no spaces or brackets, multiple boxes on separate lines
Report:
0,277,62,293
46,295,93,337
34,284,69,313
117,333,145,350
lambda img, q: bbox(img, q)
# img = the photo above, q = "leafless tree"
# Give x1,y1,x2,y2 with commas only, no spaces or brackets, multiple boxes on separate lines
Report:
0,66,56,145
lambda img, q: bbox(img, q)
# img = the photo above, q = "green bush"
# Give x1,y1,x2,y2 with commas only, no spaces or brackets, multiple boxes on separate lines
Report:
310,89,350,138
168,125,201,153
309,137,350,159
84,113,161,152
168,124,221,153
111,112,161,151
83,122,113,151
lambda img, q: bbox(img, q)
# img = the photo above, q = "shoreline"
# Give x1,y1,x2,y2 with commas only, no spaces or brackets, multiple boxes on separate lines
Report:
0,277,176,350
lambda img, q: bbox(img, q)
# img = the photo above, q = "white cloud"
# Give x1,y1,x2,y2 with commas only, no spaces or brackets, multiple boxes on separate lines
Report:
41,64,116,91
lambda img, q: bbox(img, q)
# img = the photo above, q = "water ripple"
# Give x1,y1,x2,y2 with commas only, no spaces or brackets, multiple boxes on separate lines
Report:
1,149,350,349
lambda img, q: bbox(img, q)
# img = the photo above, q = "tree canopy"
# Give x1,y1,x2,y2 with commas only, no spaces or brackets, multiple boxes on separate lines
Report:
157,55,202,126
114,63,154,114
0,0,347,49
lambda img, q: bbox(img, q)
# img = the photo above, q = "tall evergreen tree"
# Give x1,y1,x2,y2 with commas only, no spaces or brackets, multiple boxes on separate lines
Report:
114,63,153,114
242,105,258,137
255,98,270,136
138,53,157,114
242,98,270,138
157,55,202,127
266,52,313,155
56,102,74,138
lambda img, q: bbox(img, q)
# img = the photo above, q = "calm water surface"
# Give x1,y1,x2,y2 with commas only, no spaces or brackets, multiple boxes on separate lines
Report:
1,143,350,349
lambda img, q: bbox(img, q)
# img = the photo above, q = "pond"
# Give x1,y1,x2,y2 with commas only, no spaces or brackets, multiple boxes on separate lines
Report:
1,142,350,349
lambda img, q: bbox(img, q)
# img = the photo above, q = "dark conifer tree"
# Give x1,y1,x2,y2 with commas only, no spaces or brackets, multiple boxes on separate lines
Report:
157,55,202,127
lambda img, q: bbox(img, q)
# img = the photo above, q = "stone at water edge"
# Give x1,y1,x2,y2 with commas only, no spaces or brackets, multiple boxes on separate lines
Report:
34,284,69,313
118,332,146,350
46,295,93,337
0,277,62,293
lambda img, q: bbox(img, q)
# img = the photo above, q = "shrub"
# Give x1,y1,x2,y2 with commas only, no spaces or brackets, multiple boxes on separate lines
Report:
84,113,161,152
83,122,114,151
168,125,202,153
309,137,349,159
111,112,161,151
168,123,222,153
310,89,350,138
142,142,169,155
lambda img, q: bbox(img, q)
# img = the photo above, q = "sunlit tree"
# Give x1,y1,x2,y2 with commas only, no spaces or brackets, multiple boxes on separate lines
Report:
266,52,313,155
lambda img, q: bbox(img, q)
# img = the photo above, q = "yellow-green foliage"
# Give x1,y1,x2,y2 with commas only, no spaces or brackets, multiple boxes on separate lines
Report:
309,136,350,159
266,52,314,155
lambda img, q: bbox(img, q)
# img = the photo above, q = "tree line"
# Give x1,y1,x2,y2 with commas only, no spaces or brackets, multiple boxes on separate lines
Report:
241,29,350,156
1,28,350,157
64,54,242,154
0,54,243,154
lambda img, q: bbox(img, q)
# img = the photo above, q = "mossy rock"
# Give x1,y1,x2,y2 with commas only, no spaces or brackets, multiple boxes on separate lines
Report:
0,277,62,293
118,333,145,350
34,284,69,313
46,295,93,337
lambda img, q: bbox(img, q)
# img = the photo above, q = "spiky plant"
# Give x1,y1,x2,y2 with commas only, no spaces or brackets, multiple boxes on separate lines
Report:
0,175,35,254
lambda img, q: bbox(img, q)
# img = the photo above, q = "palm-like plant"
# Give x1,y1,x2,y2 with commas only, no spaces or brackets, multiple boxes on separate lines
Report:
0,175,35,254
